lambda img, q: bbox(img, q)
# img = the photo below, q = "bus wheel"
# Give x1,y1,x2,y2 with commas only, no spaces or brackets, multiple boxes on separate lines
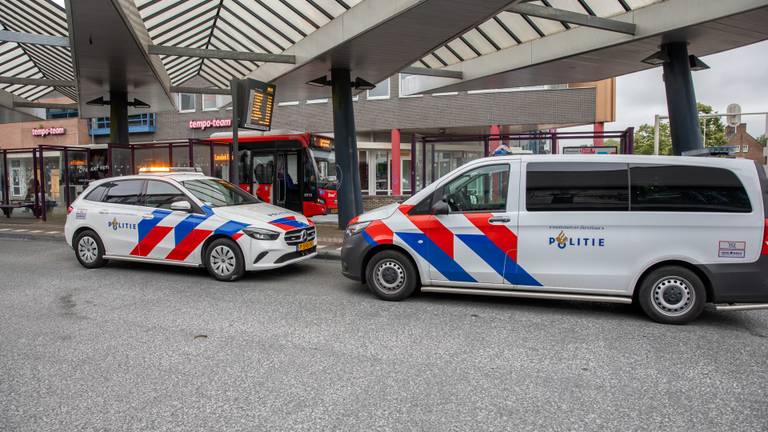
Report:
638,266,706,324
365,250,418,301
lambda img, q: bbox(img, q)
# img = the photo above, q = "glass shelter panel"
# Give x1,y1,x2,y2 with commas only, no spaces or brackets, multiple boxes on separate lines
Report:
134,146,170,172
193,143,211,176
111,148,132,176
67,149,89,202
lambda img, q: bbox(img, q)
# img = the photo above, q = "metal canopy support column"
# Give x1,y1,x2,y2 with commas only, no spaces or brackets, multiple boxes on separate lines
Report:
109,90,129,145
662,42,702,155
2,150,8,205
391,129,401,196
330,68,363,229
229,79,239,184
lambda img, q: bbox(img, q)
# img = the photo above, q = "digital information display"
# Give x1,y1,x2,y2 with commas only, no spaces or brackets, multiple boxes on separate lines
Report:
243,82,276,131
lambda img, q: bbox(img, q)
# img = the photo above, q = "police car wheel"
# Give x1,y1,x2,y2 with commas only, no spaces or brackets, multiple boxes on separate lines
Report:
74,230,107,269
204,238,245,282
366,250,418,301
638,266,706,324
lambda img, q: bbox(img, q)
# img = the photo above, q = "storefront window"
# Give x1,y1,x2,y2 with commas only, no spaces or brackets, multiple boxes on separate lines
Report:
401,159,411,194
212,145,230,180
193,143,211,176
68,149,89,201
134,146,170,172
90,149,109,180
40,150,67,215
8,154,36,211
111,147,132,176
374,151,389,195
172,145,190,168
358,150,368,195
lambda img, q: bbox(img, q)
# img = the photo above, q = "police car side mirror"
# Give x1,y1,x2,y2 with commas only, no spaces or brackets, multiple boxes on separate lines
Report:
170,200,192,212
431,198,450,215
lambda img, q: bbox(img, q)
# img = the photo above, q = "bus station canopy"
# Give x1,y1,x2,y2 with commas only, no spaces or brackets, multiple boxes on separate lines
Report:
0,0,766,113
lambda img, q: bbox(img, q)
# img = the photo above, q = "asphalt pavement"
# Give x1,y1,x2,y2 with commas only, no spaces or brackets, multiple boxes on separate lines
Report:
1,239,767,431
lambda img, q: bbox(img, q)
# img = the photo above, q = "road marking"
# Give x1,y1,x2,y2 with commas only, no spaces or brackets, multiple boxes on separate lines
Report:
46,231,60,234
12,229,28,232
0,228,10,231
28,230,42,233
317,245,327,249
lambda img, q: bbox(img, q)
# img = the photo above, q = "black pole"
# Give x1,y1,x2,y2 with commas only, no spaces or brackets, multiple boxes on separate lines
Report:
230,79,239,183
330,68,362,228
109,90,129,145
662,42,702,155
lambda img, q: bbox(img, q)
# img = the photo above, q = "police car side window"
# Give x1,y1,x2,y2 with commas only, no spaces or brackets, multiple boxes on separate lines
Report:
630,165,751,213
84,184,108,202
102,180,144,206
526,162,629,211
441,164,510,212
144,180,190,210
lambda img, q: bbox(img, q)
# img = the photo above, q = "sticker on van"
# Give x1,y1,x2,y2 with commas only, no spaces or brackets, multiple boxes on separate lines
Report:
718,241,746,258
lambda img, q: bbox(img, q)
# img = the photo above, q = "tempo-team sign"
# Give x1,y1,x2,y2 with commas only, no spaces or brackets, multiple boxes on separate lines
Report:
188,118,232,130
32,127,66,137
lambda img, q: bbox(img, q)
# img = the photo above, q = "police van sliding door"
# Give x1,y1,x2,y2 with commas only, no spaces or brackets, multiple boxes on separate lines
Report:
516,162,631,294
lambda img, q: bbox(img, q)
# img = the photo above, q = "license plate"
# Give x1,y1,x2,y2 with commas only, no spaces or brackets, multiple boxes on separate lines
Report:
297,240,315,251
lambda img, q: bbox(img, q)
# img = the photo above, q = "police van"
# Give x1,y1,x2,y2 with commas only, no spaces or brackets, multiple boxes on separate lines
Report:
341,155,768,324
65,168,316,281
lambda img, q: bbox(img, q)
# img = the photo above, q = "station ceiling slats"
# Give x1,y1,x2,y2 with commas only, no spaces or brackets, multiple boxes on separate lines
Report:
0,0,75,102
134,0,363,88
417,0,663,70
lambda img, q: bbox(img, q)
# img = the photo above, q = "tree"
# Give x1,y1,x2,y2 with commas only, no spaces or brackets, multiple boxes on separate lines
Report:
633,123,672,155
603,138,620,148
757,135,767,148
697,103,727,147
633,102,725,154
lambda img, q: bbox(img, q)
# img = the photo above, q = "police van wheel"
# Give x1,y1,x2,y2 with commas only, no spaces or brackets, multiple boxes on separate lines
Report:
366,250,418,301
204,238,245,282
638,266,706,324
74,230,107,269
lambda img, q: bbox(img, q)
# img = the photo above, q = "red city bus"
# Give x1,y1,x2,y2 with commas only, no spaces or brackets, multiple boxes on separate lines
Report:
209,131,337,217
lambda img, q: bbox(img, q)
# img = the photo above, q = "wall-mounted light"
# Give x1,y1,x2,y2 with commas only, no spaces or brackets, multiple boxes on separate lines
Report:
688,55,710,71
307,76,331,87
641,50,669,66
352,77,375,91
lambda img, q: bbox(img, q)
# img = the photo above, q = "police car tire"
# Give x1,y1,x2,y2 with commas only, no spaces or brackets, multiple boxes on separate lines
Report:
204,238,245,282
637,266,706,325
366,250,418,301
74,230,107,269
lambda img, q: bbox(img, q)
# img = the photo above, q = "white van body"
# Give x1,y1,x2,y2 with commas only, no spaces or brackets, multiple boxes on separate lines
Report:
341,155,768,323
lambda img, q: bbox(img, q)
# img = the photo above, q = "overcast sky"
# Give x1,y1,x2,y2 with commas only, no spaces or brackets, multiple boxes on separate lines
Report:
564,39,768,138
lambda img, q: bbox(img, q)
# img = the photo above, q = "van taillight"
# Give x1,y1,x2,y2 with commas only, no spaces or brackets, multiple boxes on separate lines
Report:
762,219,768,255
67,206,73,215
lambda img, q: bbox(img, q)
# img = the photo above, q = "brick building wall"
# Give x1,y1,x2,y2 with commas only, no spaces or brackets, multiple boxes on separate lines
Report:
728,124,766,165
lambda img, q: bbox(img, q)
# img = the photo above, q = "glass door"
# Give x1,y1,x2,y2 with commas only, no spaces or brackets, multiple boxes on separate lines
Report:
275,151,302,212
374,151,389,195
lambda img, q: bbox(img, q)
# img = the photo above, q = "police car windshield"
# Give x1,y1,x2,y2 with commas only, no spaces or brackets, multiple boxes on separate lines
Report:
182,179,260,208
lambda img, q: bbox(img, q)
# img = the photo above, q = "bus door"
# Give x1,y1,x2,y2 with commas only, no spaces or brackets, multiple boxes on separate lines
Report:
251,153,275,203
275,151,302,212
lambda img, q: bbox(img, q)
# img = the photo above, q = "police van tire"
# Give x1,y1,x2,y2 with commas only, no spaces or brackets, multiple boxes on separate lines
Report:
204,238,245,282
74,230,107,269
637,266,706,325
366,250,418,301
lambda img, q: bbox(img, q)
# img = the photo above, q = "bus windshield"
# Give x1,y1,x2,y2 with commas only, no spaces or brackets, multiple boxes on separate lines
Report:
183,178,260,207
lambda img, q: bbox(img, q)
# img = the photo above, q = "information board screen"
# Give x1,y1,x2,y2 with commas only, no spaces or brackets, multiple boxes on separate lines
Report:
243,82,276,131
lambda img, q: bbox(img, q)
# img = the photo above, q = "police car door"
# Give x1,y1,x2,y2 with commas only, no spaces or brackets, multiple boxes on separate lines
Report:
516,161,629,293
424,162,520,286
97,179,146,256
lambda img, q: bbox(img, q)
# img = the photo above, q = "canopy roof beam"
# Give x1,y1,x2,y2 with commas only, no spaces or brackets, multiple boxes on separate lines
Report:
0,30,70,47
506,3,637,35
14,101,78,110
169,85,230,95
401,66,463,79
0,77,76,87
148,45,295,64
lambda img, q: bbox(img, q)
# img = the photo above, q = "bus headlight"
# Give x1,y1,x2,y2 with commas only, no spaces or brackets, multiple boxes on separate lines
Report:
345,221,370,237
243,227,280,241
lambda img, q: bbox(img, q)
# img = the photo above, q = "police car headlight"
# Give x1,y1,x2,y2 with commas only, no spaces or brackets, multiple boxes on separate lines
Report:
243,227,280,241
345,221,370,237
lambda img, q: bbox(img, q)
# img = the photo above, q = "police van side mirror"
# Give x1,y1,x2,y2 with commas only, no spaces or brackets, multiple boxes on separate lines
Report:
431,198,450,215
170,200,192,212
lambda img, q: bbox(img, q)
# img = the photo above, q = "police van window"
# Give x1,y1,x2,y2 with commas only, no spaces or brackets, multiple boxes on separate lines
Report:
441,164,509,212
102,180,144,206
144,180,189,210
630,165,752,213
84,184,108,202
527,162,629,211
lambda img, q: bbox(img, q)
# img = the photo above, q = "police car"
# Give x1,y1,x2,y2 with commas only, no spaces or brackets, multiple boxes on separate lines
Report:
341,155,768,324
65,168,316,281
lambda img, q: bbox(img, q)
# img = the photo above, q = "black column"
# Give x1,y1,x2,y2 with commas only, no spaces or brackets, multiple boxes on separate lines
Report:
662,42,702,155
331,68,363,228
109,90,129,145
230,79,239,183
